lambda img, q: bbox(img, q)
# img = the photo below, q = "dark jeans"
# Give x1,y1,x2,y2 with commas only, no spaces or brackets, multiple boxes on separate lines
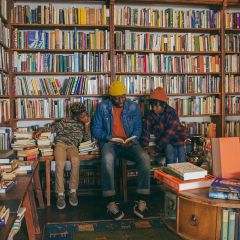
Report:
100,142,151,197
165,144,186,164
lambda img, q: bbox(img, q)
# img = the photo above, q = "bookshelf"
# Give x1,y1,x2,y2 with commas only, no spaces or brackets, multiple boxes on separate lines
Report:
2,0,240,135
0,0,11,127
224,2,240,137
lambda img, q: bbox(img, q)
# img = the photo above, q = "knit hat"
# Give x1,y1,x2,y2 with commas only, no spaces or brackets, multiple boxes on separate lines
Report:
109,81,127,96
70,102,86,115
149,87,167,103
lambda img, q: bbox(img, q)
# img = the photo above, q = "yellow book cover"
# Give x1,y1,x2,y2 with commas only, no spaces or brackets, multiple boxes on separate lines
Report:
81,8,87,25
78,8,81,24
32,78,39,95
102,5,106,25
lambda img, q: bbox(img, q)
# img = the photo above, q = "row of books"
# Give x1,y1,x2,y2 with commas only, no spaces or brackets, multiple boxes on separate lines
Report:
11,4,109,25
114,7,220,28
12,52,110,73
0,100,9,123
225,34,240,52
0,18,10,47
115,31,220,52
0,72,8,95
15,75,110,96
225,12,240,29
12,29,110,50
168,96,220,116
225,55,240,73
0,46,9,71
225,121,240,137
183,122,216,138
226,96,240,115
120,75,220,95
15,98,100,119
115,54,220,73
225,75,240,93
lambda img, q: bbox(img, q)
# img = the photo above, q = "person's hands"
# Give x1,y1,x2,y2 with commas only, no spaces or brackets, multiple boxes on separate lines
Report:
33,129,43,139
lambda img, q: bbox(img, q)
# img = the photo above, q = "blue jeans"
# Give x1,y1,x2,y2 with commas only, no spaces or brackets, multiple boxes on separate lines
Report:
165,144,186,164
100,142,151,197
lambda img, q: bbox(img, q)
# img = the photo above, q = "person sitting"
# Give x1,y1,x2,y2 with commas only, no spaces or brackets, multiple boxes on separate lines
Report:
33,102,90,210
141,87,188,164
91,80,151,220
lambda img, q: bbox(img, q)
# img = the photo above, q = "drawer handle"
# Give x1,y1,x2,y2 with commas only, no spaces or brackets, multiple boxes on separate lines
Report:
190,214,199,226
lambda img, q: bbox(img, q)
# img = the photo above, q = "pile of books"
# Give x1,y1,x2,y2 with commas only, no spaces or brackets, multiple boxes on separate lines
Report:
0,205,10,229
79,140,99,155
154,162,214,192
0,149,15,164
37,132,53,157
209,177,240,201
11,128,39,161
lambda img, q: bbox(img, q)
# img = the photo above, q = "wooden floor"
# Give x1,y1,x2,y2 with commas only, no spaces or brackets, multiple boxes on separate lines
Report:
16,190,181,239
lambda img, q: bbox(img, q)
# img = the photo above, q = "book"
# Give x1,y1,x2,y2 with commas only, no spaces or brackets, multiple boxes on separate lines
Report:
164,191,176,220
167,162,207,180
109,136,137,145
211,177,240,193
209,190,240,201
0,149,14,158
221,209,229,240
154,169,214,192
211,137,240,178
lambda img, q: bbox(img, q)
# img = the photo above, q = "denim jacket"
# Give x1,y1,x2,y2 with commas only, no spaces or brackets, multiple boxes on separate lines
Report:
91,99,142,144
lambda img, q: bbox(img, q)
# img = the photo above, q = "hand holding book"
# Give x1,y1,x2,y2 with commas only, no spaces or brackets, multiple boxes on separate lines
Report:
109,135,137,147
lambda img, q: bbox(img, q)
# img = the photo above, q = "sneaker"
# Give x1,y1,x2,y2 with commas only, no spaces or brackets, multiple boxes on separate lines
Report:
133,200,148,219
107,202,124,221
69,192,78,207
57,195,66,210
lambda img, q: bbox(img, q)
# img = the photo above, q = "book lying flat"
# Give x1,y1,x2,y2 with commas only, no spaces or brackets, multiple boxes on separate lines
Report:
167,162,207,180
211,177,240,193
209,190,240,200
109,135,137,145
154,169,214,192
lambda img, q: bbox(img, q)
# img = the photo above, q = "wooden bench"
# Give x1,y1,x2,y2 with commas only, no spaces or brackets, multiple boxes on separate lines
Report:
39,154,131,206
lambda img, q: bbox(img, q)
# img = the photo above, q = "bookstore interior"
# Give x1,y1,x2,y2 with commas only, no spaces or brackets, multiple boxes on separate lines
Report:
0,0,240,239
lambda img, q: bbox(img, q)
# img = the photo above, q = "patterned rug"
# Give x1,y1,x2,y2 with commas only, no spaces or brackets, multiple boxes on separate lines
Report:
45,217,181,240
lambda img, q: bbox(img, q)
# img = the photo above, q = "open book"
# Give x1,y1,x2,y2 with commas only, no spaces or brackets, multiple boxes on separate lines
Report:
109,136,137,145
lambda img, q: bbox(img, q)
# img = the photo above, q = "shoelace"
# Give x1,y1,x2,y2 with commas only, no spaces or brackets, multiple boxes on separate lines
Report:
137,200,147,211
107,202,120,214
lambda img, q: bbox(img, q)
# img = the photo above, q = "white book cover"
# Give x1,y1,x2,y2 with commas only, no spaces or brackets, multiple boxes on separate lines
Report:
167,162,207,180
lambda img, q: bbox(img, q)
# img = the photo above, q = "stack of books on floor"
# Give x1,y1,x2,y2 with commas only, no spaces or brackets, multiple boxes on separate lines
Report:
154,162,214,191
11,128,39,161
79,140,99,155
8,207,26,239
37,131,53,157
209,177,240,201
0,205,10,229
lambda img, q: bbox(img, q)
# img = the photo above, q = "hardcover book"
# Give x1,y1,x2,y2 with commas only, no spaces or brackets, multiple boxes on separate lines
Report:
154,169,214,192
167,162,207,180
211,177,240,193
109,136,137,145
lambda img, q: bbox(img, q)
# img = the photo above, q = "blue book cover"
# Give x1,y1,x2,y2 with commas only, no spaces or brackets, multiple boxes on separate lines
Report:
211,177,240,193
28,31,37,48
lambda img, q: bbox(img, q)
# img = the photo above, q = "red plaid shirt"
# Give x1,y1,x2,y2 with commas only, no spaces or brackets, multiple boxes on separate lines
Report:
141,105,188,152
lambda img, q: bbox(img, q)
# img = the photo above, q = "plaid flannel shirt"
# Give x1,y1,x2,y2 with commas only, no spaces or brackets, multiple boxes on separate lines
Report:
141,105,188,152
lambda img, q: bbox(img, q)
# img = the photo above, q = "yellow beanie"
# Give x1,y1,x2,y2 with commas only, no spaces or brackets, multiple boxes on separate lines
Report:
109,81,127,96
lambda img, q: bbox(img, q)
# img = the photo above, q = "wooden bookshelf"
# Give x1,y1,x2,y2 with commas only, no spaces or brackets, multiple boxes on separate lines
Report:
0,0,237,136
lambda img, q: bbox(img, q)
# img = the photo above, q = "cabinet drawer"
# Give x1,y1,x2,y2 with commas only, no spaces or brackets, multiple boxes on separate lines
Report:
178,197,217,240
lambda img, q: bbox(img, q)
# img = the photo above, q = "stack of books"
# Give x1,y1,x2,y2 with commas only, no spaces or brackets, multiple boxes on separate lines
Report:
154,162,214,191
79,140,99,155
37,132,53,157
209,177,240,201
0,205,10,229
11,129,39,161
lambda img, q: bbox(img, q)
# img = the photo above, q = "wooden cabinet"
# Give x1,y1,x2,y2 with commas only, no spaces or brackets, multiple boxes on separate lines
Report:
163,188,240,240
178,196,218,240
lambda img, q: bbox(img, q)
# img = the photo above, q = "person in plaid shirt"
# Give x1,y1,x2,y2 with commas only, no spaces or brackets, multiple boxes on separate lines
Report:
141,87,188,164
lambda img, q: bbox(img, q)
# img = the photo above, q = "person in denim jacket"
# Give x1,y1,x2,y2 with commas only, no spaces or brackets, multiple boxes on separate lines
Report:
91,80,151,221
